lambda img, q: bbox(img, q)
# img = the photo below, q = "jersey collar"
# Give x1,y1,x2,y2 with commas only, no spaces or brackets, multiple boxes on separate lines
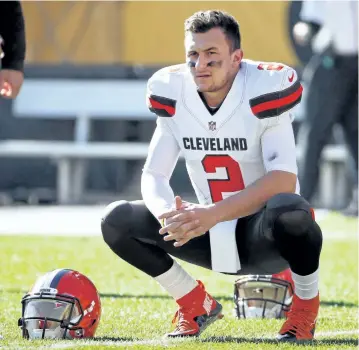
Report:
182,63,247,134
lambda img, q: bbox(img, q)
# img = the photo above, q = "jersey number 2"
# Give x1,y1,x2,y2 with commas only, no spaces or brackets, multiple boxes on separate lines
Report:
202,155,245,203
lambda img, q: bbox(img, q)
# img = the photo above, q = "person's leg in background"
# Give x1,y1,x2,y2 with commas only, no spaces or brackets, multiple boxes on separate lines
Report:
339,55,358,216
298,52,339,203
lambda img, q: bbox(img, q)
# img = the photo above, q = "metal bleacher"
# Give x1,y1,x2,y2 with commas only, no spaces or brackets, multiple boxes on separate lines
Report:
6,78,153,204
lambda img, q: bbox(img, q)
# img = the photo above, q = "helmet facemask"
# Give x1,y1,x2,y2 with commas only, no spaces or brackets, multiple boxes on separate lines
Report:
18,291,84,340
234,275,293,319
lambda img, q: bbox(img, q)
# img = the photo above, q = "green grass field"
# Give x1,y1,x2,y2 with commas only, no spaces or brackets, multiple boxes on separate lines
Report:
0,212,358,349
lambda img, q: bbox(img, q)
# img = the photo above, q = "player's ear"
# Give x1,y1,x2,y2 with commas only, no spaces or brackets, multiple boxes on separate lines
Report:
232,49,243,67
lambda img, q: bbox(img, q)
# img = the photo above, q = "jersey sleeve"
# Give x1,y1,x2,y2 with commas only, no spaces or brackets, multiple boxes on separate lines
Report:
252,65,301,175
146,67,179,118
141,118,180,219
260,111,298,175
249,66,303,120
143,117,180,178
142,70,181,218
0,1,26,71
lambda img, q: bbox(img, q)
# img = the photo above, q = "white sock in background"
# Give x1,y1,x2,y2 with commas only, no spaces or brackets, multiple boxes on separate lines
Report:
291,269,319,300
154,260,198,300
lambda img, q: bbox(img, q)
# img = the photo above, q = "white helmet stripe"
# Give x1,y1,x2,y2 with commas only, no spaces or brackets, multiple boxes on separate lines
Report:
32,269,70,292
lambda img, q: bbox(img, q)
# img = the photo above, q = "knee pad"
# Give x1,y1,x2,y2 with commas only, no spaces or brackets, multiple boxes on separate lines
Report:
267,193,311,214
274,210,313,237
265,193,313,238
101,200,133,247
267,195,323,275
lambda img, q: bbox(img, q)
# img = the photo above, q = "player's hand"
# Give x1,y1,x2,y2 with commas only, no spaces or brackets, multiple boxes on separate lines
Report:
173,195,191,211
293,22,312,46
159,196,191,228
158,197,218,247
0,69,24,99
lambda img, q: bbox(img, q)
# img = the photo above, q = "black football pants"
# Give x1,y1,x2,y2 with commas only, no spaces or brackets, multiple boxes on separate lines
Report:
101,193,322,277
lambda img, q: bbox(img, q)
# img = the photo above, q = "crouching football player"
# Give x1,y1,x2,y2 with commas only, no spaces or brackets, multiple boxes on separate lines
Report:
101,10,322,343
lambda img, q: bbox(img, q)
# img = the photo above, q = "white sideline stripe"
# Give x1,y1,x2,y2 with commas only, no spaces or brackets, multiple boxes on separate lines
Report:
323,232,358,240
0,230,355,240
313,209,329,222
0,206,354,239
0,205,104,236
317,329,359,337
34,329,359,349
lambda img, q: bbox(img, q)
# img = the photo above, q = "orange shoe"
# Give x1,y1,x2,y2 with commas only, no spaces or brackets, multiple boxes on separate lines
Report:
166,280,223,337
277,293,319,343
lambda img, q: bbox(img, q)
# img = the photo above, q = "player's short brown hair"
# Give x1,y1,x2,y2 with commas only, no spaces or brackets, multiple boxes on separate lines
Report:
184,10,241,51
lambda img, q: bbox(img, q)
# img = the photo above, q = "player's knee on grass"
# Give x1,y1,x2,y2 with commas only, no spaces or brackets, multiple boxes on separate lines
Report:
101,200,133,247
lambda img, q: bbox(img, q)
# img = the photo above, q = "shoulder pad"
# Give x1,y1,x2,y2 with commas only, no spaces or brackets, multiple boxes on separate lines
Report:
146,64,185,118
248,62,303,119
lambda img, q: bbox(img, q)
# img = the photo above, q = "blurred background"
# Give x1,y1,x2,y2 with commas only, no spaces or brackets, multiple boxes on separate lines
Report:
0,1,357,216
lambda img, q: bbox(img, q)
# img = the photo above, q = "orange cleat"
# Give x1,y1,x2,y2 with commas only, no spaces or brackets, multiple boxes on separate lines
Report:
277,293,319,343
166,280,223,337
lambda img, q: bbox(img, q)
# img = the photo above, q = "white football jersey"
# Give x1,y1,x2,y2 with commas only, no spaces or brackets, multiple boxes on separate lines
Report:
143,59,302,217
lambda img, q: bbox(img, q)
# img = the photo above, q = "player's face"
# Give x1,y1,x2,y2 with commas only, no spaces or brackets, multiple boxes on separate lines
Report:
185,28,242,93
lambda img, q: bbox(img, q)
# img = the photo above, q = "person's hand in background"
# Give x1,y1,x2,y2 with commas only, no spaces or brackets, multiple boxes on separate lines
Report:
293,22,312,46
0,68,24,98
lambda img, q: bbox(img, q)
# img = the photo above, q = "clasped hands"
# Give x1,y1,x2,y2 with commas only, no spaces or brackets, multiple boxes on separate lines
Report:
158,196,218,247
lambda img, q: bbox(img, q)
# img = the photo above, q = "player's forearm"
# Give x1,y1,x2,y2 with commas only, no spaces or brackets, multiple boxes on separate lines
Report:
211,170,297,223
0,1,26,71
141,170,175,219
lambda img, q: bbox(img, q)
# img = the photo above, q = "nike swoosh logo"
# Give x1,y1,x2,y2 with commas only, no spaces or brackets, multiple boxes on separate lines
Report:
288,72,295,83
